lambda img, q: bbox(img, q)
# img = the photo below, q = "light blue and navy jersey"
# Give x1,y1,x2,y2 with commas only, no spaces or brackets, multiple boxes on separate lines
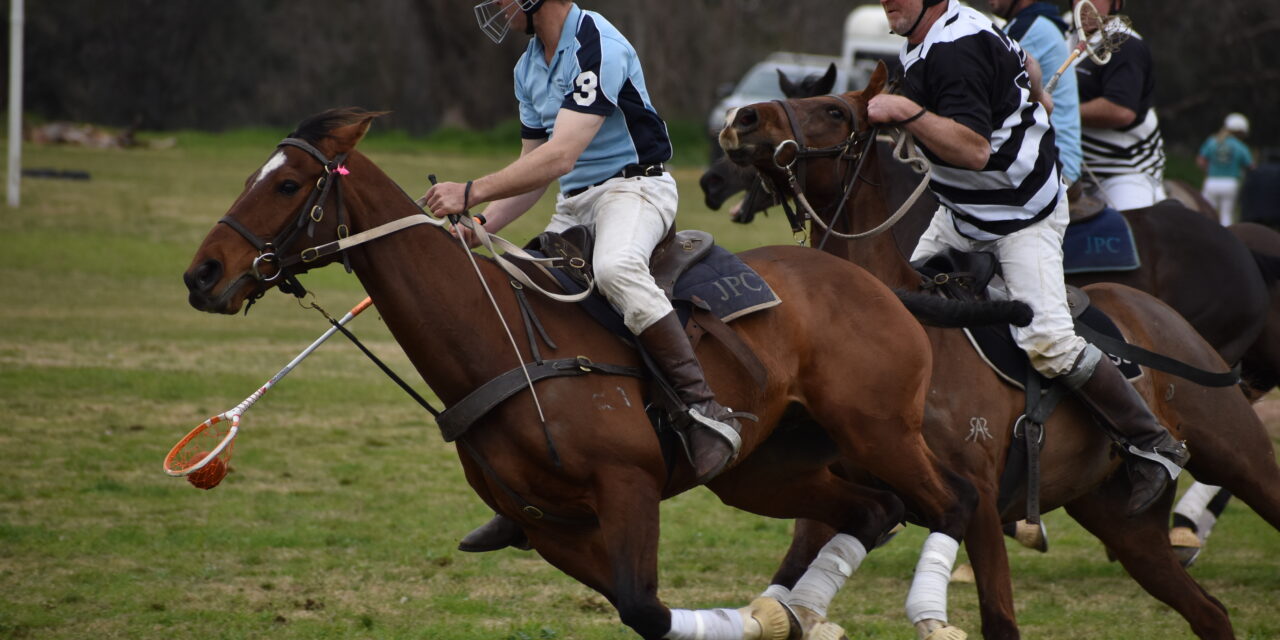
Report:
513,4,672,194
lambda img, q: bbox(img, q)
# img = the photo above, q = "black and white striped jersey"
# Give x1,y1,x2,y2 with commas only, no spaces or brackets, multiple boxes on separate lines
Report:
899,0,1061,241
1075,28,1165,182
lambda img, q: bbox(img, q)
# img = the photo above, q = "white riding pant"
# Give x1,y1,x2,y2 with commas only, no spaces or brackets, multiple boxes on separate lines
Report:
1202,177,1240,226
912,194,1088,378
547,174,678,334
1097,172,1167,211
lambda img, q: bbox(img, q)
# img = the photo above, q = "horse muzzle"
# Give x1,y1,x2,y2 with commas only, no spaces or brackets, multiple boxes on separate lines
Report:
184,259,254,314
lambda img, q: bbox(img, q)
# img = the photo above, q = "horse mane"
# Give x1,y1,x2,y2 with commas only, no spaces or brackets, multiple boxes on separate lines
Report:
289,107,389,145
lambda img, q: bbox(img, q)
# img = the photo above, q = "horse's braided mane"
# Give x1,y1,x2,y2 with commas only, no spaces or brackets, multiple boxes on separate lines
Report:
289,107,388,145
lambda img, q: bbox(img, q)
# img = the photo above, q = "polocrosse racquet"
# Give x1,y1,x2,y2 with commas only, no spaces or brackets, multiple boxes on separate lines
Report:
163,296,373,489
1044,1,1132,93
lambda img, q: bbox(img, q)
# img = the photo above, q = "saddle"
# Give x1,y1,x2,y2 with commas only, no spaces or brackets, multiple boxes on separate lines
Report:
912,248,1140,524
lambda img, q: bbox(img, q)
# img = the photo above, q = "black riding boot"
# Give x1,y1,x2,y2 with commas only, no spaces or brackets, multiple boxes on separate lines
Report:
1063,346,1190,516
457,512,531,553
639,311,743,484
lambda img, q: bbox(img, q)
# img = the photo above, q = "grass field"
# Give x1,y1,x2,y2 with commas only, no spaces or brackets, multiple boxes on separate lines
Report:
1,126,1277,640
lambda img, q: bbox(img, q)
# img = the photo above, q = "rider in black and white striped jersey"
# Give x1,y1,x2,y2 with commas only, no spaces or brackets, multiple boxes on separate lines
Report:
1072,0,1167,209
870,0,1188,523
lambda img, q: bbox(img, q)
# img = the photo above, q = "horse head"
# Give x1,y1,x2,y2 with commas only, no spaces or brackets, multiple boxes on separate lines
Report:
717,62,890,236
183,108,386,314
700,62,841,216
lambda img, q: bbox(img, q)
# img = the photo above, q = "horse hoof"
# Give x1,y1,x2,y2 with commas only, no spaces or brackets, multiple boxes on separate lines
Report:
922,624,967,640
1169,526,1203,568
950,563,975,583
805,620,847,640
739,597,792,640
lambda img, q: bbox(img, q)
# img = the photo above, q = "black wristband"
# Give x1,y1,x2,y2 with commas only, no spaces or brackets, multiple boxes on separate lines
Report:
891,107,928,127
463,180,473,213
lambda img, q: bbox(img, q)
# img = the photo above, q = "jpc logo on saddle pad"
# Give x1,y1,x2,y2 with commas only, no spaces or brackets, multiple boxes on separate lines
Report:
674,248,781,322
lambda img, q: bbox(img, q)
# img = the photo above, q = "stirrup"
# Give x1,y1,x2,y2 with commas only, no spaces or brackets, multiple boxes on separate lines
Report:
1125,440,1188,480
686,407,745,457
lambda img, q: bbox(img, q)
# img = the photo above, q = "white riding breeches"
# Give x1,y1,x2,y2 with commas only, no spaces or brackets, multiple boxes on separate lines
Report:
912,193,1088,378
1097,172,1167,211
548,174,679,334
1202,177,1240,226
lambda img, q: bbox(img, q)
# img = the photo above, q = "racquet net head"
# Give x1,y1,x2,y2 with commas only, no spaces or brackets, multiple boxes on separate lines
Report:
1075,2,1132,65
163,413,237,490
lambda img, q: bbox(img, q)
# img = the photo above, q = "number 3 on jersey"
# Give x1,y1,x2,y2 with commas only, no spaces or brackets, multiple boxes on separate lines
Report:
573,71,599,107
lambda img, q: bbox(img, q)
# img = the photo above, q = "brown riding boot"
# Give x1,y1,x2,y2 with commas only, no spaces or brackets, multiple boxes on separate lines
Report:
457,513,531,553
1063,346,1190,516
638,311,743,484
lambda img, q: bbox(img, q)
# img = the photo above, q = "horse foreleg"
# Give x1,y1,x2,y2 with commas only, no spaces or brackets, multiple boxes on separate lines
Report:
762,518,837,601
957,485,1020,640
1065,476,1234,640
529,473,790,640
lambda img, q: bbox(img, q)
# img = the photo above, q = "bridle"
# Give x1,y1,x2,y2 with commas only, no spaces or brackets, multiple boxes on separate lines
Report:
217,137,353,304
764,95,875,244
763,93,930,248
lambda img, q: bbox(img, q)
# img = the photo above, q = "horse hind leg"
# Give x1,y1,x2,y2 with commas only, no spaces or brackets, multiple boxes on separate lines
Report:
1065,475,1234,639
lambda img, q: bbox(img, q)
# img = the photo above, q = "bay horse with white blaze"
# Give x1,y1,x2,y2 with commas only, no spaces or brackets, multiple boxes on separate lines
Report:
183,108,1010,640
720,63,1280,639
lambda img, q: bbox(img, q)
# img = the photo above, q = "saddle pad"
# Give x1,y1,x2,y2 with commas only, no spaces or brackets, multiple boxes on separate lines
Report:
962,303,1143,389
530,246,781,339
1063,207,1141,274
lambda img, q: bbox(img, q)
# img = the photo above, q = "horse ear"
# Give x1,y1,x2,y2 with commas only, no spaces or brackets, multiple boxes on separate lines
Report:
814,63,838,96
777,68,799,98
865,61,888,97
329,110,389,154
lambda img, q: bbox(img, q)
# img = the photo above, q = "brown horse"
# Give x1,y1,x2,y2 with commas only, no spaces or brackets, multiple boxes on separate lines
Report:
719,64,1280,639
182,108,1008,639
701,73,1275,395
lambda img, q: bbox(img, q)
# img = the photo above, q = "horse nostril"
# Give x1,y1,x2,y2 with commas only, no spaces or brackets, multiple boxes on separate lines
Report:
734,107,760,133
188,259,223,294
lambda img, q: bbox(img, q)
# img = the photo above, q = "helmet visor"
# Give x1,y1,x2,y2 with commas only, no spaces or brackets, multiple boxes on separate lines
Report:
474,0,520,44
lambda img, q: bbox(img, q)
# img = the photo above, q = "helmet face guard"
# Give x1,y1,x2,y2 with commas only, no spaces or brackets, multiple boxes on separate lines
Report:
474,0,547,44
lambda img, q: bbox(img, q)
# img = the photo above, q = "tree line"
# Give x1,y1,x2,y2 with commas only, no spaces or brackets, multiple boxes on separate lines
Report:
9,0,1278,155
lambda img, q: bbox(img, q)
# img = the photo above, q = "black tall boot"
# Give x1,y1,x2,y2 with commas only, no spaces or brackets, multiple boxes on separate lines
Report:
639,311,744,484
1063,346,1190,516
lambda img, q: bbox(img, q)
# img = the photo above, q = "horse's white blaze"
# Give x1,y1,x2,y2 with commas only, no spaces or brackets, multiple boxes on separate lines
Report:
253,151,286,188
719,107,742,150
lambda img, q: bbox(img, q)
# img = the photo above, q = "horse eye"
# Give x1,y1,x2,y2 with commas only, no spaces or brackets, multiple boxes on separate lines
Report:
278,180,301,195
827,107,845,120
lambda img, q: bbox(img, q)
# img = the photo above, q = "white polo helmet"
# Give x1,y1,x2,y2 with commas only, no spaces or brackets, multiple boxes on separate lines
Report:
474,0,547,44
1225,113,1250,136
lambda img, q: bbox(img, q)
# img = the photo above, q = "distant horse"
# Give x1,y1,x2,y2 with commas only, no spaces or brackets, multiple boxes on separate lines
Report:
701,73,1274,384
182,108,1018,639
720,63,1280,639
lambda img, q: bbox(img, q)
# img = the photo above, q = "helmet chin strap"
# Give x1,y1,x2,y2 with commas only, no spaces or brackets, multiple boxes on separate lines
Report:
524,0,546,35
901,0,947,38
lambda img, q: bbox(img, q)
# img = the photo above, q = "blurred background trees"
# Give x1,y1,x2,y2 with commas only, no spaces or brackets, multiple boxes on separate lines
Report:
7,0,1278,155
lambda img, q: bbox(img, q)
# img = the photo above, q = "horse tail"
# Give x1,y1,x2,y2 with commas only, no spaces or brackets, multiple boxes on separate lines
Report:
1249,250,1280,288
894,289,1034,328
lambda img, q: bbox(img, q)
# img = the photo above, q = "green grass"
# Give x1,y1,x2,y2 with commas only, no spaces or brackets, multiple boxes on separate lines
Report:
0,129,1276,640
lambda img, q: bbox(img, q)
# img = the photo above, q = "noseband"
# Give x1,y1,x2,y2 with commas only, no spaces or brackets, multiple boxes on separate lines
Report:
217,137,352,301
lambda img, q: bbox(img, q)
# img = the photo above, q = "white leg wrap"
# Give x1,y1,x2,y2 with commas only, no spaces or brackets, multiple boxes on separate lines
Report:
1174,482,1222,540
666,608,745,640
760,584,792,602
785,533,867,618
905,532,960,625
